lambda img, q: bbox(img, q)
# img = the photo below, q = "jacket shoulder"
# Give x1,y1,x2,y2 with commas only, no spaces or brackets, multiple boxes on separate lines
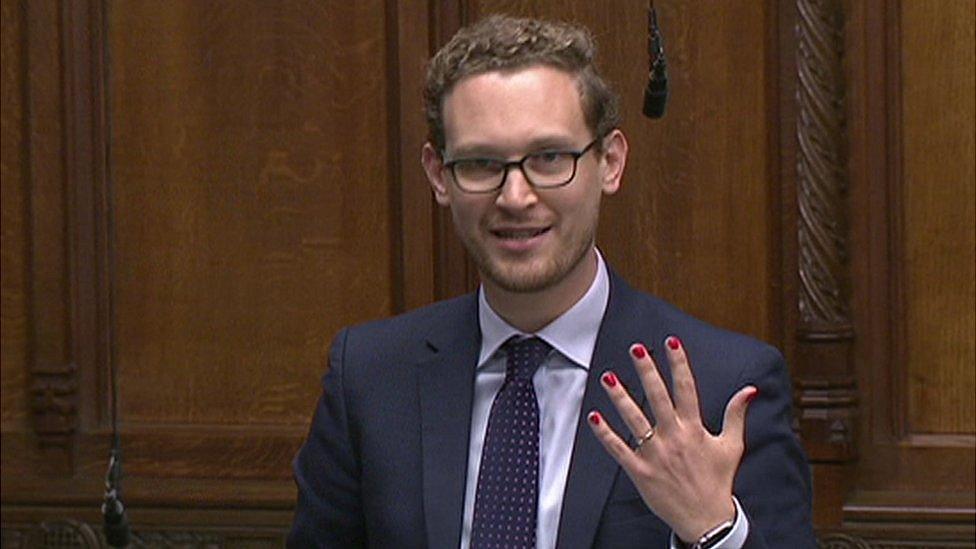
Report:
328,292,478,365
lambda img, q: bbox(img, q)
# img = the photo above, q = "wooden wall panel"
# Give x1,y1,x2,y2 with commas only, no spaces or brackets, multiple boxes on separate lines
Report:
837,0,975,545
3,0,417,540
470,0,780,344
108,1,393,430
899,0,975,436
0,0,29,428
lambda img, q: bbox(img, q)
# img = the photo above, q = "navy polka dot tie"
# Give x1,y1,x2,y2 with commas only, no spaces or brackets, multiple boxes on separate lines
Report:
471,336,552,549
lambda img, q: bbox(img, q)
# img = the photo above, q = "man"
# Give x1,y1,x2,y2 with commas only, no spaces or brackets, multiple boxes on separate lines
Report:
289,15,815,549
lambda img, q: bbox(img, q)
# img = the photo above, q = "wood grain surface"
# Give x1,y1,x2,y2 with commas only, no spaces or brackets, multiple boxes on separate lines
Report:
899,0,975,435
0,0,29,427
108,1,392,427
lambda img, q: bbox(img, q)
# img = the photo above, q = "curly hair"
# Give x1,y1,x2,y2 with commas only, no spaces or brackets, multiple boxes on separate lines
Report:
424,14,620,151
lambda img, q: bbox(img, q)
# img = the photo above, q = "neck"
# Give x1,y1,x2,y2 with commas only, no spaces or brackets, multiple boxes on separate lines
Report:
483,247,599,333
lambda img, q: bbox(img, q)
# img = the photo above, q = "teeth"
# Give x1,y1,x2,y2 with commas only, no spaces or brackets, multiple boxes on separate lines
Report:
496,228,546,239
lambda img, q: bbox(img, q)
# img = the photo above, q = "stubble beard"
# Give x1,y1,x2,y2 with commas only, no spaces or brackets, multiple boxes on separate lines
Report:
460,213,598,294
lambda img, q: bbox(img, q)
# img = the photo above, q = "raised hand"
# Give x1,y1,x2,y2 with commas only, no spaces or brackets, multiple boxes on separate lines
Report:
586,335,757,542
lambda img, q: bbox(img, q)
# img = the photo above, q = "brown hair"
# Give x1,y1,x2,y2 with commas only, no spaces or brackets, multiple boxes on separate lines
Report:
424,14,620,151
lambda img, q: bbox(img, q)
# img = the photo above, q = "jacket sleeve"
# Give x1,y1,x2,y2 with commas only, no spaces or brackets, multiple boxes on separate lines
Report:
735,346,817,549
288,328,367,548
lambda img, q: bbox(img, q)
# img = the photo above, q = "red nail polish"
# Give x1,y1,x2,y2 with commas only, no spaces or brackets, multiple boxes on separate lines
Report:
745,389,759,403
666,336,681,350
631,344,647,359
588,411,601,425
602,371,618,387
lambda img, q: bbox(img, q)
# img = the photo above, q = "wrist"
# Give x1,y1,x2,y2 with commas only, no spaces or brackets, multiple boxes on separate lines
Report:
677,498,736,548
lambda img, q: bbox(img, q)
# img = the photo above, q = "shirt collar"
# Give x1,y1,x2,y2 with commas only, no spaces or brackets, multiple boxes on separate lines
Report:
477,248,610,369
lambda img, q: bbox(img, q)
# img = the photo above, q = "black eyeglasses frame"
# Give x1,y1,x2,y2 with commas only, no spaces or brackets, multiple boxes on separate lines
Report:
441,136,602,194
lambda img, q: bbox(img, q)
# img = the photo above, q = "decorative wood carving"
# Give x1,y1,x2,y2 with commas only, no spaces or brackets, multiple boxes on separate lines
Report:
818,533,873,549
0,523,285,548
28,364,79,448
131,531,227,546
818,530,976,548
793,0,858,463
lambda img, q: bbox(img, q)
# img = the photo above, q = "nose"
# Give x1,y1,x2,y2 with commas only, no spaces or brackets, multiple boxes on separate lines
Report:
495,164,538,210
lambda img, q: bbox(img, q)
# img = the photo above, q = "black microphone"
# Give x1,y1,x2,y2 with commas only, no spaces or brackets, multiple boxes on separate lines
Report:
100,1,131,544
102,446,131,547
642,2,669,119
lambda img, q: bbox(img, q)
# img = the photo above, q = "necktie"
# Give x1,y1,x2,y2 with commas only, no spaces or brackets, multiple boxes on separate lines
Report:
470,336,552,549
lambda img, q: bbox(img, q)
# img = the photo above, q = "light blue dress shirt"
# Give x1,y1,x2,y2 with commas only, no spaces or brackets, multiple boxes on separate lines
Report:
459,249,747,549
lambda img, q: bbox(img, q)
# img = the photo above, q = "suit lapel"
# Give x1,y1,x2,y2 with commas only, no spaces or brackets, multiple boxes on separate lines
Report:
418,294,481,549
555,271,669,549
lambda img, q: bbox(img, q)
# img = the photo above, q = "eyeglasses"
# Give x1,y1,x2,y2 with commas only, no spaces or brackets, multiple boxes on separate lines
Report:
442,137,601,194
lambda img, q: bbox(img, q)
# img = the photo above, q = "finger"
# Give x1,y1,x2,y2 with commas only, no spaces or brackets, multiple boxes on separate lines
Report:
600,370,653,440
630,343,677,430
664,335,703,423
586,410,642,470
721,385,759,445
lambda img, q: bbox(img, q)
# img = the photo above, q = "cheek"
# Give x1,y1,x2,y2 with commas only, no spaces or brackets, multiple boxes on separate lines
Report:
450,199,487,231
557,186,603,221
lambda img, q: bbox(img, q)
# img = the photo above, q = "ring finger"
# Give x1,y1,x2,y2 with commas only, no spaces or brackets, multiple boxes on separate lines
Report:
600,369,654,443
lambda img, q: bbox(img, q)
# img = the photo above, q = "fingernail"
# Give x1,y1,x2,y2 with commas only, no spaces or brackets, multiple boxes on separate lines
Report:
666,336,681,350
588,411,601,425
602,371,618,388
631,344,647,359
745,388,759,403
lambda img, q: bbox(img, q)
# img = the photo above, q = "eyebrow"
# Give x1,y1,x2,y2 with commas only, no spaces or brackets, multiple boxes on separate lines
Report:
447,137,581,159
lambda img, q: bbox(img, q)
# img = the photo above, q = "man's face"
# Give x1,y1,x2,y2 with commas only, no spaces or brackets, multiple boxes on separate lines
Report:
422,65,627,294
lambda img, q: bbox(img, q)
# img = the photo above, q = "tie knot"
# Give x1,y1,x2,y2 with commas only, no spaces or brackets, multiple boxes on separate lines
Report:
503,336,551,382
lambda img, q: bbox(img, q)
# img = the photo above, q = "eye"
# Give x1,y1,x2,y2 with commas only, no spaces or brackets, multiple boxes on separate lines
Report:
467,158,500,170
533,151,563,164
452,158,504,180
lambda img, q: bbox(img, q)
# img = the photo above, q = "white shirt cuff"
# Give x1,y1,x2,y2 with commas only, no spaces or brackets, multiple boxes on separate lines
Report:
668,495,749,549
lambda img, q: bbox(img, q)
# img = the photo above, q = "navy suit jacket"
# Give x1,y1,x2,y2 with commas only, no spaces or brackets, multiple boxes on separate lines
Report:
289,270,816,548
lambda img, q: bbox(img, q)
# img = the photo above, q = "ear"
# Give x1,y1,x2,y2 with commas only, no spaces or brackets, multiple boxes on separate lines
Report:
421,142,452,206
598,129,628,196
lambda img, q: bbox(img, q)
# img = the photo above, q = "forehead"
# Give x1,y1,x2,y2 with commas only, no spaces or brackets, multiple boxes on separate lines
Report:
441,65,589,152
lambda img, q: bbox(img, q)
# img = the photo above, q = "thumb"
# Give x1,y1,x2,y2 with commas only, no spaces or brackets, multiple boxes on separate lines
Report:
721,385,759,444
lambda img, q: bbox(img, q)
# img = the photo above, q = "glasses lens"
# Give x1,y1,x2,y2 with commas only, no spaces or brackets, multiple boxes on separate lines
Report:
453,159,503,192
525,152,576,187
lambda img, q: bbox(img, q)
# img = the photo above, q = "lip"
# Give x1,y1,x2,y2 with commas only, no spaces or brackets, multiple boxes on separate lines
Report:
488,225,552,253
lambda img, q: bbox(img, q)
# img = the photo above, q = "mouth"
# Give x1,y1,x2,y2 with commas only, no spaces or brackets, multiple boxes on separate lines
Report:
488,225,552,253
490,227,551,240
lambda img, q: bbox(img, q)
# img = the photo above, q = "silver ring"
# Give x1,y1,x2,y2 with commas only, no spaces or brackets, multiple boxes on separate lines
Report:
633,427,655,452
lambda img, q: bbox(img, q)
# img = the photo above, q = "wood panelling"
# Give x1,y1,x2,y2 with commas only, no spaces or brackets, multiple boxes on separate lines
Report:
2,0,418,522
108,1,393,429
0,0,29,427
390,0,437,311
840,0,975,543
899,0,975,436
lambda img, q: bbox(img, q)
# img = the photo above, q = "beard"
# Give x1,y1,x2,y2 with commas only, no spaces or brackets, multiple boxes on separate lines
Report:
456,211,598,294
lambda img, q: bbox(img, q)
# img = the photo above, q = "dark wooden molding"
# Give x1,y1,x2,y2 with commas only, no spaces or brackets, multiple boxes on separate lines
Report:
388,0,437,313
431,0,477,300
21,0,110,468
792,0,858,464
25,0,78,468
